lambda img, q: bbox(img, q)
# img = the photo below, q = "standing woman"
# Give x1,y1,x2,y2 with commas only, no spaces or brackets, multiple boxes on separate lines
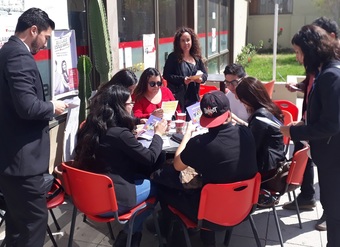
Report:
236,77,285,182
74,85,167,247
163,27,208,114
280,25,340,247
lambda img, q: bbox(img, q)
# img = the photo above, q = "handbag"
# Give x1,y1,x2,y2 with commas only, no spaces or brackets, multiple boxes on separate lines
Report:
262,160,294,194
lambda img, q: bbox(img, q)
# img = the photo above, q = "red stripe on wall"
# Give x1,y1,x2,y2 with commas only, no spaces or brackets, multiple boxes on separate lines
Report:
33,46,89,61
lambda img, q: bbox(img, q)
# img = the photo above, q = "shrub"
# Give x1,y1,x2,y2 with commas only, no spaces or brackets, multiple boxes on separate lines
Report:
236,40,264,67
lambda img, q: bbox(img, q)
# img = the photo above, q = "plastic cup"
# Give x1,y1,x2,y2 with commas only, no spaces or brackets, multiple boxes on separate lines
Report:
176,112,186,121
175,120,185,134
166,119,171,132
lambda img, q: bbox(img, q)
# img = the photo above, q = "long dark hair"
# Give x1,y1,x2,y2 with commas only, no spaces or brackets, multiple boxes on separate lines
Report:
173,27,202,62
133,67,162,102
291,25,340,74
99,69,137,91
74,85,134,164
236,77,283,122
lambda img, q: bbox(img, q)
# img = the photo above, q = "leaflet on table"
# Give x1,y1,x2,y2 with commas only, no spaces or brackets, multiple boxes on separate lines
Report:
161,101,178,120
137,115,162,140
186,102,202,125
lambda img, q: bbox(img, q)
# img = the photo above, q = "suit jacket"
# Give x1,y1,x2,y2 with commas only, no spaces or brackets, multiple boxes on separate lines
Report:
0,36,54,176
163,52,207,112
291,60,340,168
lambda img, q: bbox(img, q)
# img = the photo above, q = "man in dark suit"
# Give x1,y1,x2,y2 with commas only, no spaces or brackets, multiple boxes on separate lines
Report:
0,8,68,246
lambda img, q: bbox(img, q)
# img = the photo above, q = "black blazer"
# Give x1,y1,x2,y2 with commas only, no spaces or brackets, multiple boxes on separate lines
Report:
0,36,54,176
291,60,340,167
163,52,207,112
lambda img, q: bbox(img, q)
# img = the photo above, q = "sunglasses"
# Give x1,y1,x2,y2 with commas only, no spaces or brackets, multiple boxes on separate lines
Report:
224,77,243,87
148,81,162,87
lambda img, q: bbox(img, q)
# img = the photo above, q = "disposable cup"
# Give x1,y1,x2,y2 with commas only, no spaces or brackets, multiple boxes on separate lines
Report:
175,120,185,134
176,112,186,121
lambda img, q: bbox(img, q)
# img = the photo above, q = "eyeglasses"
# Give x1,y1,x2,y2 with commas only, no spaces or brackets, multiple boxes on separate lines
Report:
148,81,162,87
224,77,243,87
125,102,135,106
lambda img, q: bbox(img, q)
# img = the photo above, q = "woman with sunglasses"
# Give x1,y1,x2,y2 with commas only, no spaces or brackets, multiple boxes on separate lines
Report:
74,85,168,247
236,77,285,195
163,27,208,115
133,67,179,119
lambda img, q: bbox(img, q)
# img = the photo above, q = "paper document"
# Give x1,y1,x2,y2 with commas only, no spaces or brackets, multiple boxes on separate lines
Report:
186,102,202,125
161,101,178,119
137,115,161,140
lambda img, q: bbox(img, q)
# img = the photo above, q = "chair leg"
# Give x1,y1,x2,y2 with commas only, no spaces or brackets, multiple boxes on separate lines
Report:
288,191,292,201
179,222,192,247
47,225,58,247
272,204,284,247
293,190,302,229
248,215,262,247
49,208,61,231
0,238,5,247
223,228,233,246
153,210,164,247
106,222,115,240
68,206,78,247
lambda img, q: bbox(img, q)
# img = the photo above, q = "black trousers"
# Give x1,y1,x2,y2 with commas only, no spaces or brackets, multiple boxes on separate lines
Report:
0,174,48,247
293,141,315,200
316,163,340,247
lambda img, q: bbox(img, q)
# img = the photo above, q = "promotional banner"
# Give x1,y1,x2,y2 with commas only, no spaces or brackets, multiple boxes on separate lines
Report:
51,30,79,99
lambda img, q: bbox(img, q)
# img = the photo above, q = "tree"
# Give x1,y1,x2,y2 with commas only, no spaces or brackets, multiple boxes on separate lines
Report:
313,0,340,24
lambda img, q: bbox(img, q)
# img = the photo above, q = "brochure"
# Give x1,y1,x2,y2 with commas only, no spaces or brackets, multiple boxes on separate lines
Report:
137,115,162,140
186,102,202,125
161,100,178,120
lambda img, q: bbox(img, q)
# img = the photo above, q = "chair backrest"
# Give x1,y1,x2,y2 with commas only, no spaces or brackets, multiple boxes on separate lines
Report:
199,85,218,97
197,173,261,227
281,110,293,145
263,80,275,99
273,100,299,121
61,161,119,215
286,145,310,186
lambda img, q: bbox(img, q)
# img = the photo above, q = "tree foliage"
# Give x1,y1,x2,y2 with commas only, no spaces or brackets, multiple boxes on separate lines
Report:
312,0,340,24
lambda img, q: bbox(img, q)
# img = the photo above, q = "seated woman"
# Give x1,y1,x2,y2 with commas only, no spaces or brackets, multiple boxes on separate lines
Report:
133,67,180,119
236,77,286,182
74,85,168,247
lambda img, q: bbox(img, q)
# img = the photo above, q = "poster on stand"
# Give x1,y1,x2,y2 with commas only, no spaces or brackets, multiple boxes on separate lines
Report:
143,33,156,68
51,29,79,100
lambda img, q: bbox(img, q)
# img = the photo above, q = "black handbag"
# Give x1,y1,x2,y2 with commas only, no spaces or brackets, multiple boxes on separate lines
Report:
170,133,184,144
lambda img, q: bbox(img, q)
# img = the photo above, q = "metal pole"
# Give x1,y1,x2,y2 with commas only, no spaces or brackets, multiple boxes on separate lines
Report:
273,0,279,81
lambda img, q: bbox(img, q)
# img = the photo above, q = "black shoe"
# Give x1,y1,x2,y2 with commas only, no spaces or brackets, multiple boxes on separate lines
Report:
257,194,280,209
315,213,327,231
282,196,316,211
145,213,169,237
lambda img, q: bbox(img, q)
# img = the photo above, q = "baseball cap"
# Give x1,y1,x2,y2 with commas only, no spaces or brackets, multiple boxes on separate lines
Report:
200,90,231,128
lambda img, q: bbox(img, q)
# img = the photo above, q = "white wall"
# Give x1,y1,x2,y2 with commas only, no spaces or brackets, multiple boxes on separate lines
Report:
233,0,249,61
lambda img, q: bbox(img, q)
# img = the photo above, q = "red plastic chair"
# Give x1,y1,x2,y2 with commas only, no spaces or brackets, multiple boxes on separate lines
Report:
273,100,299,121
262,144,310,246
282,110,293,154
168,173,262,247
199,85,218,100
61,161,163,247
263,80,275,99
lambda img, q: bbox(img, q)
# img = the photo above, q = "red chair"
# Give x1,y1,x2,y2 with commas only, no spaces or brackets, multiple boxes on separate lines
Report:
262,144,310,246
46,178,66,247
281,110,293,154
273,100,299,121
167,173,262,247
61,161,163,247
199,85,218,100
263,80,275,99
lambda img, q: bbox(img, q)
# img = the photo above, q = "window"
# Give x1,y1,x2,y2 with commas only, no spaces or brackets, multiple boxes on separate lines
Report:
249,0,293,15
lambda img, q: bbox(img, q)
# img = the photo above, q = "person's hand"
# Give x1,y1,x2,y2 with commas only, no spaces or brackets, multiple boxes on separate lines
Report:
280,126,291,138
152,108,164,118
154,119,167,136
52,100,68,115
185,121,197,136
184,76,191,85
139,118,147,124
285,82,301,92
